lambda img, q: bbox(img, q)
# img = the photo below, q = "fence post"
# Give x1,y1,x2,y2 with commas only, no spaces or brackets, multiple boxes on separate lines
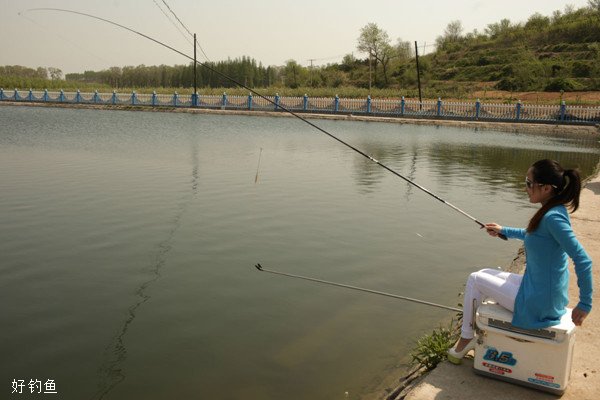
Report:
303,94,308,111
437,97,442,116
152,91,157,106
75,89,81,103
475,99,481,120
401,96,405,115
131,91,136,105
59,89,65,103
173,92,178,106
222,92,227,109
248,93,253,110
334,95,339,113
28,89,34,101
560,101,566,122
516,100,522,121
0,88,3,101
192,92,198,107
367,95,371,114
275,93,280,111
93,90,98,103
112,90,117,105
43,89,48,102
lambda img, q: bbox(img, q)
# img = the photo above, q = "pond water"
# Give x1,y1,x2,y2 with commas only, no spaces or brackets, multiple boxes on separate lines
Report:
1,105,598,400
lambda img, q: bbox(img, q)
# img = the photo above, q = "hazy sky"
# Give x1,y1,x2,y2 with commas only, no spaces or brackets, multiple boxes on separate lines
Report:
0,0,592,74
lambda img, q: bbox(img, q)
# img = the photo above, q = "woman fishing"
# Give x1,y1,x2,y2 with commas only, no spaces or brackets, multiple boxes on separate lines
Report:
448,159,593,364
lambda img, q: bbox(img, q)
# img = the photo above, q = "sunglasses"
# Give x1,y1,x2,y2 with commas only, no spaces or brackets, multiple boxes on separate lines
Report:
525,177,558,189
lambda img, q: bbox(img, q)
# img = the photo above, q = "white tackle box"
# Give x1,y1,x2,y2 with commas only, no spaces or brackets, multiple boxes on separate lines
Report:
474,303,576,395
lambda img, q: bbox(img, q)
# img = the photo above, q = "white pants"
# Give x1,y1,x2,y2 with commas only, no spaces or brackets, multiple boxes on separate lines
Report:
461,268,523,339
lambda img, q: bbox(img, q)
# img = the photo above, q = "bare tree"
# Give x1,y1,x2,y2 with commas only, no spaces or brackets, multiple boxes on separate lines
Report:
444,20,464,42
48,67,63,81
395,39,413,60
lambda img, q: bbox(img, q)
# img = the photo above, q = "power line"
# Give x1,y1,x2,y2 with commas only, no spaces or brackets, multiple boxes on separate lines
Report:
152,0,192,46
305,53,348,66
159,0,210,62
161,0,193,37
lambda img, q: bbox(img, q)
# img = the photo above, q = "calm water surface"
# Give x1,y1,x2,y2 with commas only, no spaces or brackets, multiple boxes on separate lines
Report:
1,105,598,399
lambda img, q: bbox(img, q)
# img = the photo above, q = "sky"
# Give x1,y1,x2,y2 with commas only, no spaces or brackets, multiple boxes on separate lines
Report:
0,0,593,75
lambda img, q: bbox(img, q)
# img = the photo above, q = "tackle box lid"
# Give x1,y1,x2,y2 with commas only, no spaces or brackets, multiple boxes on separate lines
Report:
477,303,575,339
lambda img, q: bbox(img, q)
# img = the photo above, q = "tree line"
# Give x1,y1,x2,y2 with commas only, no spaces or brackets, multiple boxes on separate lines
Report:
64,56,277,89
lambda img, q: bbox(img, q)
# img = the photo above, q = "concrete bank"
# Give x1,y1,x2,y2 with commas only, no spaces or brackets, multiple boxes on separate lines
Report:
393,168,600,400
1,101,599,137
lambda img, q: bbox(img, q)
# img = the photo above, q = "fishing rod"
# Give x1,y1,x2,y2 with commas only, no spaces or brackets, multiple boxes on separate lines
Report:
254,147,263,184
26,8,505,239
255,264,461,312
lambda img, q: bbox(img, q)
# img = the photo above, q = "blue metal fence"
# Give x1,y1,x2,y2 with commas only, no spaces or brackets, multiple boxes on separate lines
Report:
1,88,599,125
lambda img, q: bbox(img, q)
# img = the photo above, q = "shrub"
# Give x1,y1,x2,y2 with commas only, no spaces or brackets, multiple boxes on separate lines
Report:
544,77,580,91
572,61,591,77
410,320,460,371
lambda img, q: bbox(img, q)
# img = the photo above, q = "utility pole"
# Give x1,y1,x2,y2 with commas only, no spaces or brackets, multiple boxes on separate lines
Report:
414,41,423,110
193,33,197,106
368,52,372,92
308,58,315,87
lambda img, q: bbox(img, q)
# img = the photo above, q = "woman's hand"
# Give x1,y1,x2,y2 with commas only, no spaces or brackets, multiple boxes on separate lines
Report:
484,223,503,237
572,307,589,326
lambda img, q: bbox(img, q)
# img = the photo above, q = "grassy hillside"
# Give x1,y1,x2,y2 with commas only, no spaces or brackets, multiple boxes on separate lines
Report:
423,6,600,91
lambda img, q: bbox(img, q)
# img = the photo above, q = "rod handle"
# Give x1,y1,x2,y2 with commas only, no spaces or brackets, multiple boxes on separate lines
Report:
498,233,508,241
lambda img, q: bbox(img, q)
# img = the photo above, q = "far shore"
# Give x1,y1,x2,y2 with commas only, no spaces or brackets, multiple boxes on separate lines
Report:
1,100,599,137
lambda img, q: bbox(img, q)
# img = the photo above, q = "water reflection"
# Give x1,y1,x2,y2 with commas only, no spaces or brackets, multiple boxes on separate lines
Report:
350,129,600,195
428,142,600,190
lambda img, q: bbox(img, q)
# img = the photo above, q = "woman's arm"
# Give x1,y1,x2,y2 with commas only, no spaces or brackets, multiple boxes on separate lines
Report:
485,223,526,240
547,212,593,323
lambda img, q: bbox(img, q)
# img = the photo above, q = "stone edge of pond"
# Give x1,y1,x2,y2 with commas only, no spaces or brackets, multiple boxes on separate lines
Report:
1,101,599,137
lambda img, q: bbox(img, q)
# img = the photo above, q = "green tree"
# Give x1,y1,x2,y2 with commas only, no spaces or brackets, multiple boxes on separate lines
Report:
283,60,307,88
485,18,512,38
525,13,550,31
435,20,464,51
357,23,391,89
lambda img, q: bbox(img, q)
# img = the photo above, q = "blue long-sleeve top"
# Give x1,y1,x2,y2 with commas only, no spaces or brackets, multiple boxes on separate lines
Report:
501,205,593,329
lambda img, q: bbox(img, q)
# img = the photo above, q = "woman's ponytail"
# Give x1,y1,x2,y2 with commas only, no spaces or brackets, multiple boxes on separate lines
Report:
559,169,581,212
526,160,582,233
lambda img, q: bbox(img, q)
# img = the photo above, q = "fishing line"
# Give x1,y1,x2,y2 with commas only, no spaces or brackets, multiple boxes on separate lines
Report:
255,264,461,312
91,138,200,400
25,7,505,239
18,12,112,66
152,0,193,46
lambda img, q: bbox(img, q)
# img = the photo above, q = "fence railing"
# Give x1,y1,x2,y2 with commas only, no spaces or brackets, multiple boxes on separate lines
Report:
2,88,599,125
